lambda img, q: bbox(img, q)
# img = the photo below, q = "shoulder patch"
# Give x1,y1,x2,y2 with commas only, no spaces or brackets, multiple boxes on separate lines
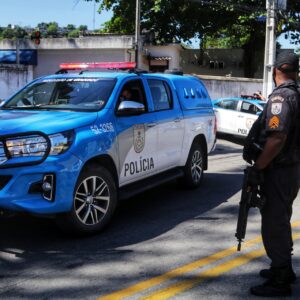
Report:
271,103,282,115
268,116,280,129
270,95,284,102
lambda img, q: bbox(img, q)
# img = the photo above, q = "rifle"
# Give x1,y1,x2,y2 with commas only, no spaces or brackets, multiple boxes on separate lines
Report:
235,167,265,251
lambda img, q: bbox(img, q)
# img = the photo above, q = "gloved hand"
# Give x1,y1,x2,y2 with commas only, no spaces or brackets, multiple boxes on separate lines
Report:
246,166,264,186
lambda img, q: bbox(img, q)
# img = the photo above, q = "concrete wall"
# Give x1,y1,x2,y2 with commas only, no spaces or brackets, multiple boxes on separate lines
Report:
194,74,263,100
0,66,263,102
0,65,33,100
182,48,265,79
35,49,126,77
0,36,134,51
182,49,245,77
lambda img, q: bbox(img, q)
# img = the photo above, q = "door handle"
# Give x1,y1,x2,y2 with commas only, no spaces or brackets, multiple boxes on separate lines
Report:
146,123,157,128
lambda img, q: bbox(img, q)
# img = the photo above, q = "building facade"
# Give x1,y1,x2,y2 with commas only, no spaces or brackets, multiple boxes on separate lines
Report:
0,35,269,100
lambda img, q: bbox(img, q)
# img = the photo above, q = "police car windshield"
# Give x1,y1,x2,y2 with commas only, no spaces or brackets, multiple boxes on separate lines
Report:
3,77,116,111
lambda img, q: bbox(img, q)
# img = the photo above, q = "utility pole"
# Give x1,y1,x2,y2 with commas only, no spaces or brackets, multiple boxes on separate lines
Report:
262,1,287,99
262,0,277,99
135,0,141,68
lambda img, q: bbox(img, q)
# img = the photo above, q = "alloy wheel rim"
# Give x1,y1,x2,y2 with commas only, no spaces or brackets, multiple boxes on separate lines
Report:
191,150,203,183
74,176,110,226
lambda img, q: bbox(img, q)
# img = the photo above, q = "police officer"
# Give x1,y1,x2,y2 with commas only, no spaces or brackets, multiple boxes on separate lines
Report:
246,51,300,297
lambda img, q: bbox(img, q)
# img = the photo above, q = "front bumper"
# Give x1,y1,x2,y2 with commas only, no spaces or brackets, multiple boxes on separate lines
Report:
0,153,83,215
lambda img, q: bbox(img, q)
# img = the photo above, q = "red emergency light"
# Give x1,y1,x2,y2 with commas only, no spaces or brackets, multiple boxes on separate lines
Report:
59,62,136,70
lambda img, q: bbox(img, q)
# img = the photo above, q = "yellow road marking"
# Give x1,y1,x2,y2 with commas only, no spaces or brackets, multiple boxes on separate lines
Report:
141,248,265,300
98,237,261,300
142,232,300,300
98,221,300,300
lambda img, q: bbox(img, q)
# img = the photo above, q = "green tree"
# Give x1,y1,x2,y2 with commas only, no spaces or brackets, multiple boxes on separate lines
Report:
14,26,27,39
2,28,15,39
37,22,48,30
47,22,59,37
68,29,80,38
67,24,76,31
79,25,88,32
85,0,300,78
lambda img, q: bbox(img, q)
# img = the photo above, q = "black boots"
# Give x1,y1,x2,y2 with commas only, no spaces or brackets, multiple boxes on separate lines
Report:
250,267,294,297
260,267,296,284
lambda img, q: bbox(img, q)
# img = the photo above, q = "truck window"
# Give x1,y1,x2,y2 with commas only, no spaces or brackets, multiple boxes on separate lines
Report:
217,100,238,111
241,101,259,115
148,79,173,111
117,79,148,111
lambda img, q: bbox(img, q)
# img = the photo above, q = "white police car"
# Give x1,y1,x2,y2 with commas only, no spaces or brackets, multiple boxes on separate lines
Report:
0,62,216,234
213,97,265,137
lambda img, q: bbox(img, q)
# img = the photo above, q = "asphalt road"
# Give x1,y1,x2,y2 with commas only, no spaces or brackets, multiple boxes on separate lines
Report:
1,137,300,299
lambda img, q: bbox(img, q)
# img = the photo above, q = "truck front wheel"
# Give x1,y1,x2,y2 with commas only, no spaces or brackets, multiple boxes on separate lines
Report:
56,165,117,235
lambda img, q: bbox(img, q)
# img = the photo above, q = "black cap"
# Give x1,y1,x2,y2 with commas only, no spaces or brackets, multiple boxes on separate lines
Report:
274,51,299,73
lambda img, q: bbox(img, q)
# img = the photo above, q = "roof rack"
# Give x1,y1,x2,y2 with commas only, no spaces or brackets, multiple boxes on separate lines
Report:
55,62,147,75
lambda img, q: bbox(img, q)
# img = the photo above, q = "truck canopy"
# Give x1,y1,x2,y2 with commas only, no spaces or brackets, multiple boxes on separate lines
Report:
171,76,212,110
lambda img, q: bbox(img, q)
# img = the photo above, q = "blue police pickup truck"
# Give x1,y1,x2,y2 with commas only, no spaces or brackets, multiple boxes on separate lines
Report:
0,62,216,234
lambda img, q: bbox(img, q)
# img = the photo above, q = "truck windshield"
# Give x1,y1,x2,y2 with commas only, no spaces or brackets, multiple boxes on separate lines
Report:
3,77,116,111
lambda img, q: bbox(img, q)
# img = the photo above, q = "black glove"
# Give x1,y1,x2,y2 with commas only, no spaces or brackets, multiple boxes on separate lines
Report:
246,166,264,186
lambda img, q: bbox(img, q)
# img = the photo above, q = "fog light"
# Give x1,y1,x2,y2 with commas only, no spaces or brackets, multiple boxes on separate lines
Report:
42,174,55,201
42,182,52,191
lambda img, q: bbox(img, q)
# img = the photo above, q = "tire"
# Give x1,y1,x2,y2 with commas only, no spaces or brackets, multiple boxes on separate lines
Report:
179,142,205,188
56,165,117,235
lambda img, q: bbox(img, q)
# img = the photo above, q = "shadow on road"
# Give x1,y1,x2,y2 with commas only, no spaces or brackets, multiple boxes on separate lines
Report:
0,142,244,298
0,171,242,253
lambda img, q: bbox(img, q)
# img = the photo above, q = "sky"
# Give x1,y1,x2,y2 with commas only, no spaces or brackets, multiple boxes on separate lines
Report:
0,0,297,49
0,0,112,29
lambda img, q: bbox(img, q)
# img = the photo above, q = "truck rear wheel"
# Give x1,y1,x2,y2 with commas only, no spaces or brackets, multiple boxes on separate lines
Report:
180,142,204,188
56,165,117,235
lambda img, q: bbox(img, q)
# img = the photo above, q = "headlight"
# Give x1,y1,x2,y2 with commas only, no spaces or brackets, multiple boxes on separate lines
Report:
49,130,74,155
6,135,48,157
5,131,74,158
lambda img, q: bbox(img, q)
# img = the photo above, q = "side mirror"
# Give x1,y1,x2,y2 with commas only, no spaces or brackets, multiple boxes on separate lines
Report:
117,100,145,116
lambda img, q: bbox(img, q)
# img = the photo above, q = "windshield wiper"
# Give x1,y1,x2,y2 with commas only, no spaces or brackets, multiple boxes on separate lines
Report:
2,104,54,110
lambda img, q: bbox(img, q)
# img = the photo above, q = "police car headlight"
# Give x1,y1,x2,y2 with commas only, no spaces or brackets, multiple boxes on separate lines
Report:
49,130,74,155
6,135,48,157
